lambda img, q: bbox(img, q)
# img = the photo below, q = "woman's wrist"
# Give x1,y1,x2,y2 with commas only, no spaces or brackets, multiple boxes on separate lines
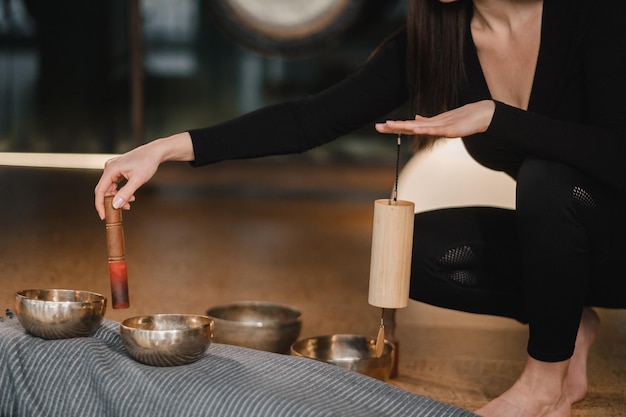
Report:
479,100,496,133
151,132,195,163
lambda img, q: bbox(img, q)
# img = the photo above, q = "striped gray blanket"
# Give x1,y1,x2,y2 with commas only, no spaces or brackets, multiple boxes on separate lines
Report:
0,316,476,417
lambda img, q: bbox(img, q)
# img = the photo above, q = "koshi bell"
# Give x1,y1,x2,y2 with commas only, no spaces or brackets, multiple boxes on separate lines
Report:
368,198,415,309
368,134,414,360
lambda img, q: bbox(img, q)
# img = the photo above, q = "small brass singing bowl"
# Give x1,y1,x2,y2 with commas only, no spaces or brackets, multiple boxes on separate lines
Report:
15,289,107,339
290,334,394,381
120,314,214,367
206,301,302,354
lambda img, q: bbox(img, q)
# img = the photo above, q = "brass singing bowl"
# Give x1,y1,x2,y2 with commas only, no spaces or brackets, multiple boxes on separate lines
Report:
206,301,302,354
120,314,214,367
290,334,394,381
15,289,107,339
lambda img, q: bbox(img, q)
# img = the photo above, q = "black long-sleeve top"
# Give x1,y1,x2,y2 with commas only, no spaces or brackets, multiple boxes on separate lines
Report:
189,0,626,191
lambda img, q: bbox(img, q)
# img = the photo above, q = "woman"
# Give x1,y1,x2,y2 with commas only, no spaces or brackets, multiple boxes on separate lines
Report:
95,0,626,416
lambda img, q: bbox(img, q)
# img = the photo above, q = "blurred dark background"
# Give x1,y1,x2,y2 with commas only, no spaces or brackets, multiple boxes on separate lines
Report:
0,0,406,160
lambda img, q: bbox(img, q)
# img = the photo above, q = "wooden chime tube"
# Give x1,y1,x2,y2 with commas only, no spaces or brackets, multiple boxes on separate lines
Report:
368,199,414,309
104,195,130,309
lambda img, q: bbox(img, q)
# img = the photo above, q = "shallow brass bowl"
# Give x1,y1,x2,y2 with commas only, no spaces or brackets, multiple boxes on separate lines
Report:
120,314,214,367
290,334,394,381
206,301,302,353
15,289,107,339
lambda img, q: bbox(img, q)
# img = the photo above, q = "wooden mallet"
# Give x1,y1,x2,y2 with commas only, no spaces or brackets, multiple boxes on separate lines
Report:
104,195,130,309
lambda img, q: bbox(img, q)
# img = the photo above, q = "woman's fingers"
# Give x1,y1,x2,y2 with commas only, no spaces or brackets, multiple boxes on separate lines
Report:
375,119,454,137
94,171,123,220
94,174,139,219
111,177,143,210
375,121,419,136
94,153,150,219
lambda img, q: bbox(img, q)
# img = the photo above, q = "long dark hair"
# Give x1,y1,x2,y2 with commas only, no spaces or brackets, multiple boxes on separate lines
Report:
407,0,471,150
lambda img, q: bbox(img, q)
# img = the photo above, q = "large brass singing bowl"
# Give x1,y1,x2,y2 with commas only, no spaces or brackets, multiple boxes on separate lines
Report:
290,334,394,381
206,301,302,354
120,314,214,367
15,289,107,340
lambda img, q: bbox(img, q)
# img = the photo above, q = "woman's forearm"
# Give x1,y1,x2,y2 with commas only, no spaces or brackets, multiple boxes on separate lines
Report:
150,132,195,163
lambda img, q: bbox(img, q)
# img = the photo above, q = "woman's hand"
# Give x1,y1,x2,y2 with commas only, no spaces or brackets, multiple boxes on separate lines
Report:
94,132,195,220
375,100,495,138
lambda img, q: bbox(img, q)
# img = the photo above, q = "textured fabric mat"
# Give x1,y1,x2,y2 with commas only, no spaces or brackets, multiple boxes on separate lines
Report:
0,316,477,417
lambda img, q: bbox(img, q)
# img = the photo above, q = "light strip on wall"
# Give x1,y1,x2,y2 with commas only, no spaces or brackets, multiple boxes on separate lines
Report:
0,153,119,170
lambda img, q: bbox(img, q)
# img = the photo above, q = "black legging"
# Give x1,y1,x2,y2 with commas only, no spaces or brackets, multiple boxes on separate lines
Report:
409,158,626,362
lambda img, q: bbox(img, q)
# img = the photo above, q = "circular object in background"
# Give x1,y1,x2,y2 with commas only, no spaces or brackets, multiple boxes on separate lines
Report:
205,0,390,58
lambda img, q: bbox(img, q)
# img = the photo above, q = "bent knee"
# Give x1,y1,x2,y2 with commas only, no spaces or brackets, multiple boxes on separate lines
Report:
516,158,602,215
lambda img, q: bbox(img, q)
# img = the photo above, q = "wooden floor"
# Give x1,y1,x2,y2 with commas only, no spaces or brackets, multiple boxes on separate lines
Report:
1,160,624,415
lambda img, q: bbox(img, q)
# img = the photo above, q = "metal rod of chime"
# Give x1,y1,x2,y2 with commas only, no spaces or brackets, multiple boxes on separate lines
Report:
369,134,414,357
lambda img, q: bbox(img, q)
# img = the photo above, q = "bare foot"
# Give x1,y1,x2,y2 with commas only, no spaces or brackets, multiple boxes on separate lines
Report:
568,307,600,403
475,357,572,417
475,308,599,415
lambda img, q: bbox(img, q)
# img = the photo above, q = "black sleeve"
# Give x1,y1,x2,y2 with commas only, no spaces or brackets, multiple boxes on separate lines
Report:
485,2,626,190
188,34,409,167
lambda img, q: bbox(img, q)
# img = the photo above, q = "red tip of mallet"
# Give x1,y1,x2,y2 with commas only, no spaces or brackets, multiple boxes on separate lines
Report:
109,260,129,309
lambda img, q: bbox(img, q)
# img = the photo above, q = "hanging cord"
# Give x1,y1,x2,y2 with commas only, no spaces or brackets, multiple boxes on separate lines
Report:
392,133,401,204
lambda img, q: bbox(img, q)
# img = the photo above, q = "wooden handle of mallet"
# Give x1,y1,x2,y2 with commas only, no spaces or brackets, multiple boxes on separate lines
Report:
104,195,130,309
